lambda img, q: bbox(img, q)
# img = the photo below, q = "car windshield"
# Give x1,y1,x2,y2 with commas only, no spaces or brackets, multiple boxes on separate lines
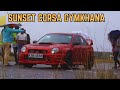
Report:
37,34,72,44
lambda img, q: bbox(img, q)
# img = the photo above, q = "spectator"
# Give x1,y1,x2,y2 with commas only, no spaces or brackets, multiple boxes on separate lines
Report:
0,27,5,63
112,36,120,69
12,26,19,65
2,25,24,66
16,28,27,60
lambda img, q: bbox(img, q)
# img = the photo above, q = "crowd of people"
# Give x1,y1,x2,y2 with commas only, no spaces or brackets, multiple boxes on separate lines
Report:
0,24,30,66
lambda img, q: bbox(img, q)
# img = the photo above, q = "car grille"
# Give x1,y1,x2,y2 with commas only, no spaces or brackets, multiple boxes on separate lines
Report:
28,49,47,54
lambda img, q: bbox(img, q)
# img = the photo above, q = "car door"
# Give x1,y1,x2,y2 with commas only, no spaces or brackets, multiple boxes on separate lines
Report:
79,36,90,64
72,35,82,64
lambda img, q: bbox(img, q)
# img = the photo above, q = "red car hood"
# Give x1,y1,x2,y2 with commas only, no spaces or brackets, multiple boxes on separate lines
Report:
25,43,71,50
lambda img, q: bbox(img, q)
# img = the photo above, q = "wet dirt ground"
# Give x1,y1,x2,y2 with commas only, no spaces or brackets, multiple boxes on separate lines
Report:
0,62,120,79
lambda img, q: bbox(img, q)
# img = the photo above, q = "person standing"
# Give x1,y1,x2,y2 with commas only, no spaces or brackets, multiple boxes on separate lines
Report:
12,32,18,65
113,36,120,69
16,28,27,60
2,25,24,66
12,26,20,65
0,28,5,63
111,39,120,69
108,30,120,69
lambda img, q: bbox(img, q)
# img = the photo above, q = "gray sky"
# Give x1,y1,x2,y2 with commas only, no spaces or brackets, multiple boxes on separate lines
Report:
0,11,120,52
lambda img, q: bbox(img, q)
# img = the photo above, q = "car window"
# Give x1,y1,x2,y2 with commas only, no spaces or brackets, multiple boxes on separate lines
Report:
73,36,81,45
79,36,87,46
73,36,87,46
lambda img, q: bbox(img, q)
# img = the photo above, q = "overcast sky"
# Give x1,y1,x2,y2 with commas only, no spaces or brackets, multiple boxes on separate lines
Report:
0,11,120,52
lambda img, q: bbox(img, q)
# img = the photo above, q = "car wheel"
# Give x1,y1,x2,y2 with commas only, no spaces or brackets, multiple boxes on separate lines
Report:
62,52,73,69
84,55,94,70
23,64,33,68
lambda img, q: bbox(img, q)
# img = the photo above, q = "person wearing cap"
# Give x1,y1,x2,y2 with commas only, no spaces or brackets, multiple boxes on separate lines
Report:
2,25,24,66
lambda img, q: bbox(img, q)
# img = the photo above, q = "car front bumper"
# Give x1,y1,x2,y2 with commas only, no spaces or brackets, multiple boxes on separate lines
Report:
19,53,67,65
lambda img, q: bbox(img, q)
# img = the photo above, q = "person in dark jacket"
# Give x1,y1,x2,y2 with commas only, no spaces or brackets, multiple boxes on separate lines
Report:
108,30,120,69
111,39,120,69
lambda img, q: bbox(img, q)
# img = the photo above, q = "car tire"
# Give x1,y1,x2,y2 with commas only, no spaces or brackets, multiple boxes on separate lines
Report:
61,52,73,69
23,64,33,68
84,55,94,69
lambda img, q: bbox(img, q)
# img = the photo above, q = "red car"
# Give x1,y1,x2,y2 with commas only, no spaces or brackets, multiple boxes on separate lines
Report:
19,33,94,69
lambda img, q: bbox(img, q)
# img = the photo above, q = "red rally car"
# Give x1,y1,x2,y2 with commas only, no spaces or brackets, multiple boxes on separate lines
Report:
19,33,94,69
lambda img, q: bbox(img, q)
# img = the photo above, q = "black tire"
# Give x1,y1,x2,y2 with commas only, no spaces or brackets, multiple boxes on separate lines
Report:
23,64,33,68
84,56,94,69
61,52,72,69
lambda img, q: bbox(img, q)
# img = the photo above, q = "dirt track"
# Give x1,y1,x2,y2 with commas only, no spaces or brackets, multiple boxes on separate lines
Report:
0,61,120,79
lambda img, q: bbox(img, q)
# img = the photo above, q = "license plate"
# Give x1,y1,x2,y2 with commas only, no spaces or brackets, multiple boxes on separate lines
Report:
28,53,43,58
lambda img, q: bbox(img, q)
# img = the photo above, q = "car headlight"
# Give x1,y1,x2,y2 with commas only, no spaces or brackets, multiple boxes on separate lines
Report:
21,46,26,52
51,48,59,54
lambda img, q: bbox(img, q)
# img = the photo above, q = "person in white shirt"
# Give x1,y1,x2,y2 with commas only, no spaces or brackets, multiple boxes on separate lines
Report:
16,28,27,56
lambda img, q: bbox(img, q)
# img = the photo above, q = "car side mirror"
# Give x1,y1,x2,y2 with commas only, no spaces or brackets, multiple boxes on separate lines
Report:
33,40,37,44
86,39,93,45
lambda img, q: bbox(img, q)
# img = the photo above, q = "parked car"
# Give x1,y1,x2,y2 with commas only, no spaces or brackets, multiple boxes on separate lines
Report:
19,33,94,69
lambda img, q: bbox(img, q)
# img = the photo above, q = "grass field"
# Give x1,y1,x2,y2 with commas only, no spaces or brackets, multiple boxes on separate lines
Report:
95,59,114,63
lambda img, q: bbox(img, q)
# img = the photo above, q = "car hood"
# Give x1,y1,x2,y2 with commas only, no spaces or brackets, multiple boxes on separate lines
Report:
24,43,71,49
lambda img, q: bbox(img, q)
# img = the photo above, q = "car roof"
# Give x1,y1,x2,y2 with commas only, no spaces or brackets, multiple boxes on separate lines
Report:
46,33,83,36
